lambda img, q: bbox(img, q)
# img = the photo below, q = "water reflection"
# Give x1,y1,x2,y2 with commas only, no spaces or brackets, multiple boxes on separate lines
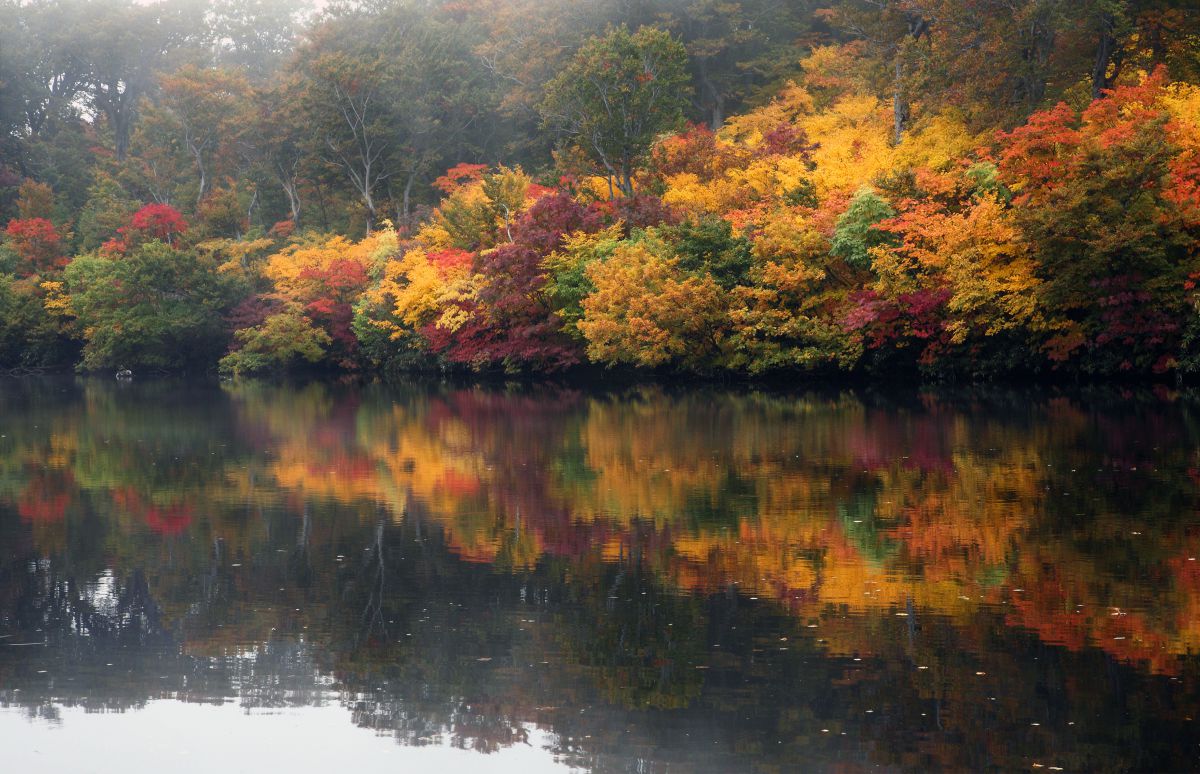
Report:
1,378,1199,771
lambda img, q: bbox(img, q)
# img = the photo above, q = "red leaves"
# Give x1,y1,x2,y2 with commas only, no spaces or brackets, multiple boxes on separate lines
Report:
102,203,189,255
112,487,194,536
431,244,580,371
126,203,188,244
757,124,817,160
4,217,66,276
17,472,73,523
1093,275,1180,371
297,258,370,355
511,192,602,253
299,257,368,292
597,194,679,231
427,248,473,273
844,287,952,363
996,102,1080,205
428,196,605,371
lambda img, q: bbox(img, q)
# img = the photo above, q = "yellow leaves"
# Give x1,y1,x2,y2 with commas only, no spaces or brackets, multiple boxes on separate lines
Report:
542,224,623,279
579,242,726,368
415,219,455,251
368,247,473,337
576,175,616,202
662,151,815,220
895,111,984,172
362,225,399,267
880,194,1044,342
1161,82,1200,134
263,225,397,298
428,166,533,249
265,236,348,293
729,156,811,210
41,280,73,318
800,94,895,196
751,210,827,277
661,172,726,216
197,237,276,276
721,81,814,146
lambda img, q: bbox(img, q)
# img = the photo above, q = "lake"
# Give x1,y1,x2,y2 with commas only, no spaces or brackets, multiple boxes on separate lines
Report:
1,378,1198,772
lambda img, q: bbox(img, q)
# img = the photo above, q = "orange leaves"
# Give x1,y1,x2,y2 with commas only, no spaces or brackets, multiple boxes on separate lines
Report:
4,217,66,276
996,102,1081,205
579,243,728,369
434,163,488,195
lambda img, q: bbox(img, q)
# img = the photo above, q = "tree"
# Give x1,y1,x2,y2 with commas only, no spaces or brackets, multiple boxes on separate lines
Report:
662,0,811,129
156,66,252,208
542,26,691,197
579,240,727,369
64,241,241,371
3,217,66,276
997,70,1200,373
829,187,896,270
79,0,209,161
219,310,331,375
829,1,931,143
209,0,304,82
296,6,493,230
243,77,309,227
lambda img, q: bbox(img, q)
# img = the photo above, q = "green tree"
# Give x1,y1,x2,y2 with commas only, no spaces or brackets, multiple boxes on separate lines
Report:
219,309,330,376
829,187,896,270
541,26,691,197
64,241,242,371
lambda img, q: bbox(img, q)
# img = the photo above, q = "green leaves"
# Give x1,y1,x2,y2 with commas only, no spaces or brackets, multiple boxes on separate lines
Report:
541,26,691,196
830,188,896,271
65,241,242,371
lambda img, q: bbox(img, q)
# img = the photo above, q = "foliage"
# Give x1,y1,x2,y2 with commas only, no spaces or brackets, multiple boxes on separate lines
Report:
1,1,1199,378
829,188,896,271
578,241,727,369
64,241,242,371
4,217,66,276
541,26,691,196
219,310,330,376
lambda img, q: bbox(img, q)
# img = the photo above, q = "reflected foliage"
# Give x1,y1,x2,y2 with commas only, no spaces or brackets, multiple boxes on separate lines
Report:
1,379,1200,771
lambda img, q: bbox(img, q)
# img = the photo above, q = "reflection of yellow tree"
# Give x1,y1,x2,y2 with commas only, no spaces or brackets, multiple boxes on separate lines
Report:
137,383,1200,673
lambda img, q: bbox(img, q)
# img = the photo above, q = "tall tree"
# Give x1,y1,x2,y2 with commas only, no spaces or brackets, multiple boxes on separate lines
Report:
80,0,209,161
541,26,691,197
156,65,252,207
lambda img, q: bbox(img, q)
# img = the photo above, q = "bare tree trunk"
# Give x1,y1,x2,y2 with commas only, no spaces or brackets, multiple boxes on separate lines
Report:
1091,14,1125,99
403,172,416,229
893,56,909,145
284,181,301,226
194,150,207,209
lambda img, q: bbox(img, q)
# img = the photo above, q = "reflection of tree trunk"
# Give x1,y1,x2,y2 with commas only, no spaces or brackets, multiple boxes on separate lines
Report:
299,503,311,551
359,519,388,643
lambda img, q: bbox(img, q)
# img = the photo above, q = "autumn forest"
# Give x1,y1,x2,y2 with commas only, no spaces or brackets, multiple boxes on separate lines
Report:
2,0,1200,379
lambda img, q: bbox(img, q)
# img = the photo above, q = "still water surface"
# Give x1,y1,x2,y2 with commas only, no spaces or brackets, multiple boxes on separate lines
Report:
1,378,1199,772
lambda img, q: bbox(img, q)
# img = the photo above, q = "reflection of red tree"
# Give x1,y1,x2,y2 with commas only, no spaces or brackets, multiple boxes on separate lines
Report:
112,487,194,535
437,469,482,497
17,474,71,523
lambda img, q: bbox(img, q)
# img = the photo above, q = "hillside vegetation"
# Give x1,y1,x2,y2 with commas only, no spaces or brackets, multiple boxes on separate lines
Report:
1,0,1199,378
